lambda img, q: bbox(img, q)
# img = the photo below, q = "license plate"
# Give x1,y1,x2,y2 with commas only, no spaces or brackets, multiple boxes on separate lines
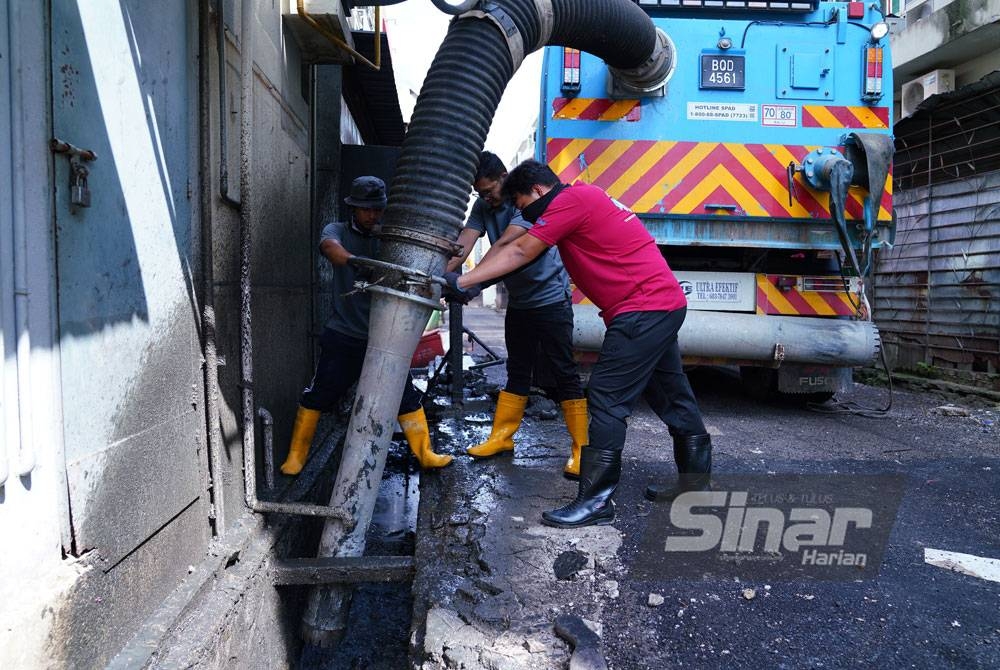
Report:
700,54,745,90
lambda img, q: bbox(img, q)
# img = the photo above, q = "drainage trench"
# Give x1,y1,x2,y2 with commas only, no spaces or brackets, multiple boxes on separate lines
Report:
297,344,491,667
299,439,420,668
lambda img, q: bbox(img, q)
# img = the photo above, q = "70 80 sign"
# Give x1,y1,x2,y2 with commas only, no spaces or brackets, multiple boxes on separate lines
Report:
761,104,797,127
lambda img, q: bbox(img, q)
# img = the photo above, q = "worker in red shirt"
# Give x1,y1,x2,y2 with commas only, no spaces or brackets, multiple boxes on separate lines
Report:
445,160,711,528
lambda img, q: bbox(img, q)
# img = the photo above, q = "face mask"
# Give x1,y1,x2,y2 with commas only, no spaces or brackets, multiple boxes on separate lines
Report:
519,183,566,223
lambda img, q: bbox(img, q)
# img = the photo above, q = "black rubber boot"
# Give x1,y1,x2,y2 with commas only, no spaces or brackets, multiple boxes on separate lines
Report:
542,446,621,528
645,433,712,502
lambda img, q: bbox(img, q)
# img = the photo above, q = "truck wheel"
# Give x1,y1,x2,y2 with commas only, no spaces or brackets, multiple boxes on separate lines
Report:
739,367,777,402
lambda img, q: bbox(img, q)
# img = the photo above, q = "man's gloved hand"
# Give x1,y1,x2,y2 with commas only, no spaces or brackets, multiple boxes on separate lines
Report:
347,255,376,281
442,271,482,304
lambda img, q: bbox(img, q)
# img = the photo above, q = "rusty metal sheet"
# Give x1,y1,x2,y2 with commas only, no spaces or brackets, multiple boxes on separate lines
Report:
876,163,1000,376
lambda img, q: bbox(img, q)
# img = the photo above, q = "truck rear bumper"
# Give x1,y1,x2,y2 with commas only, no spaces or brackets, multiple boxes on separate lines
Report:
572,306,880,367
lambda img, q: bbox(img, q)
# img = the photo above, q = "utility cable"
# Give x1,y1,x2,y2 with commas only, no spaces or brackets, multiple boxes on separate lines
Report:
806,343,893,418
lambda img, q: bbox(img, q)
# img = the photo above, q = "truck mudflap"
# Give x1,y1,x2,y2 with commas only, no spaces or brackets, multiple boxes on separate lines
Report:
572,305,880,368
776,365,853,394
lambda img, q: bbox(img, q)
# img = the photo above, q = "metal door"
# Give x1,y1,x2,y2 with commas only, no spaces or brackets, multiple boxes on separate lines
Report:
51,1,209,566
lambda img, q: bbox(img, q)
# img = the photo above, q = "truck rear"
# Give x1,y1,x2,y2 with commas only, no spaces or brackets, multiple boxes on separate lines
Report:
538,0,894,400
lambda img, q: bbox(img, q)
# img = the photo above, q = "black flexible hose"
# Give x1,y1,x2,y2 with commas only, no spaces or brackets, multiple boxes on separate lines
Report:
550,0,657,68
829,159,864,277
430,0,479,13
379,0,658,275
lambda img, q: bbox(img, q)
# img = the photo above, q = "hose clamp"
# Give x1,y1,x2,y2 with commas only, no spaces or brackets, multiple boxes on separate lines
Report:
460,4,525,70
348,257,445,311
378,227,463,257
363,284,444,311
533,0,554,49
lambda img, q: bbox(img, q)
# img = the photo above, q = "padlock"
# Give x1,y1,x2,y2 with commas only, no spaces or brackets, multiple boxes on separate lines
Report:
70,161,91,208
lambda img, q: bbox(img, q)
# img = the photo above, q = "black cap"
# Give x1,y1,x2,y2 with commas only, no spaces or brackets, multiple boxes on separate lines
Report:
344,176,387,209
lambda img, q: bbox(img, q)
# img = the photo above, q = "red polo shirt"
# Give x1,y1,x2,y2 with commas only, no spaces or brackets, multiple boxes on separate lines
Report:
527,183,686,324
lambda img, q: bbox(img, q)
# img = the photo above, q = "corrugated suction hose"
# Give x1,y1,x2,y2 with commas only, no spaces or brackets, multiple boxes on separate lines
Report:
379,0,664,276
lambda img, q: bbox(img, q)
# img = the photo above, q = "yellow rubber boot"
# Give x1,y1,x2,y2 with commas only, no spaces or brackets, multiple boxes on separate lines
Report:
399,408,453,469
561,398,590,479
467,391,528,458
280,406,321,475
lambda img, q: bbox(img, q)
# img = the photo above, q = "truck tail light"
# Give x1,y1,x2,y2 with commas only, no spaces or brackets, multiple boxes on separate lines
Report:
561,48,581,96
862,46,884,102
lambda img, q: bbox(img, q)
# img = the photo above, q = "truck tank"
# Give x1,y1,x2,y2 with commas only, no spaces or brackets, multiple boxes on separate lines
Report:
538,0,895,399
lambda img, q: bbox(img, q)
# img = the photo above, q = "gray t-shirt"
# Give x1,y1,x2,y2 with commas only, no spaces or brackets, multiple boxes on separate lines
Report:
320,220,379,340
465,200,571,310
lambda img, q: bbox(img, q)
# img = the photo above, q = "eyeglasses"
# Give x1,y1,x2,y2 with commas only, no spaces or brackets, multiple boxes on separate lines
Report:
474,179,500,200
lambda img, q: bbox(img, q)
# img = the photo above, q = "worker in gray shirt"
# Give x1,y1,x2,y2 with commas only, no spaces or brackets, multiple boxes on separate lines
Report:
446,152,587,479
280,176,452,475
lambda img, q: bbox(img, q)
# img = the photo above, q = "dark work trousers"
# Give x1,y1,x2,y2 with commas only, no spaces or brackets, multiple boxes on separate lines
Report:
587,309,706,454
299,327,423,414
504,300,584,402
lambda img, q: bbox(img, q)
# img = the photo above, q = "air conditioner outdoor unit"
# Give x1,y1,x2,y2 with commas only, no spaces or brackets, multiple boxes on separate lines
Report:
900,69,955,118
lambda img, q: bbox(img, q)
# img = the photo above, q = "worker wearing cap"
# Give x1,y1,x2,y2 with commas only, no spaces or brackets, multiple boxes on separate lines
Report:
446,160,710,529
446,151,588,479
280,176,452,475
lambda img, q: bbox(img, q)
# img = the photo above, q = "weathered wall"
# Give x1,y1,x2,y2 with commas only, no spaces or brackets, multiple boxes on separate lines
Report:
0,0,321,667
210,0,315,526
893,0,1000,84
0,3,80,666
312,65,346,339
878,75,1000,386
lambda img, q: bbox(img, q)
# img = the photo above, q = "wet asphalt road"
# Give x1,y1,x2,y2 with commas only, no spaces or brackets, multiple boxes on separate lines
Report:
303,307,999,669
605,367,1000,669
458,306,1000,669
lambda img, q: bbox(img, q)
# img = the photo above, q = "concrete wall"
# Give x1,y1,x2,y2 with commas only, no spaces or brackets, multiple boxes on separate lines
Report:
210,0,316,526
0,1,325,666
893,0,1000,86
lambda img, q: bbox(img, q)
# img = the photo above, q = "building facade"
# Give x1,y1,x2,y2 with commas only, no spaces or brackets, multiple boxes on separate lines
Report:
0,2,403,666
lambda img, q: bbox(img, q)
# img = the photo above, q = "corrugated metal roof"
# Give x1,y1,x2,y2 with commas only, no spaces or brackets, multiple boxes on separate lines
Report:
894,70,1000,190
342,31,405,147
